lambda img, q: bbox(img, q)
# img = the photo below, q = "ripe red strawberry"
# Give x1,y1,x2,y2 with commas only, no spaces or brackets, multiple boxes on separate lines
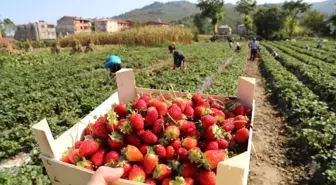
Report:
216,138,229,149
171,139,182,150
150,100,168,116
108,132,124,149
133,99,147,111
118,119,133,134
185,128,200,138
142,130,158,145
221,118,235,132
180,163,197,177
168,104,183,121
182,137,198,150
162,178,172,185
166,146,175,159
234,115,247,129
200,115,217,129
68,149,80,164
234,105,245,115
129,113,144,130
164,125,180,141
184,105,194,118
127,133,142,147
235,128,250,143
92,121,108,138
245,108,252,116
124,145,144,162
212,102,223,110
199,171,216,185
175,100,187,112
206,141,219,150
185,177,194,185
192,94,203,104
226,111,235,118
104,151,120,165
153,164,172,180
177,148,188,159
144,178,157,185
77,158,94,171
152,119,165,134
83,123,93,136
96,115,108,124
139,144,148,155
143,148,159,175
118,161,132,178
194,106,211,117
74,141,83,149
145,106,159,126
155,145,166,158
129,164,146,182
79,139,99,157
114,103,127,118
91,149,105,167
140,94,152,104
202,150,225,170
204,124,224,141
179,121,196,132
61,151,71,164
212,108,225,124
137,129,145,136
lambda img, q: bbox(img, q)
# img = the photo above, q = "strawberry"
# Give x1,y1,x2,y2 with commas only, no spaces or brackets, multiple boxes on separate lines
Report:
108,132,124,149
77,158,94,171
192,94,203,104
153,164,172,180
234,105,245,115
137,129,145,136
171,139,182,150
142,130,158,145
152,119,165,134
227,111,235,118
179,121,196,133
175,100,187,112
91,149,105,167
133,99,147,111
150,100,168,116
92,121,109,138
170,176,189,185
118,161,132,178
129,113,144,130
182,137,198,150
185,177,194,185
118,119,133,134
127,133,142,147
168,104,183,121
144,178,157,185
204,125,224,141
129,164,146,182
185,129,201,138
188,149,203,163
245,108,252,116
79,139,99,157
184,105,194,118
235,128,250,143
83,123,93,136
140,94,152,104
61,151,71,163
162,178,173,185
68,149,80,164
104,151,120,165
200,115,217,129
164,125,180,141
139,144,148,155
177,148,188,160
74,141,83,149
206,141,219,150
145,106,159,126
194,106,212,117
124,145,144,162
216,138,229,149
212,108,225,124
114,103,127,118
166,146,175,159
198,140,208,151
199,171,216,185
202,150,225,170
212,102,223,110
234,115,247,129
155,145,166,158
180,163,197,177
107,111,120,133
221,118,235,132
143,147,159,175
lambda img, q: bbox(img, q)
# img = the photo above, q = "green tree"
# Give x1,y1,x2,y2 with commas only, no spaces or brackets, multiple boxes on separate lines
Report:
0,18,15,37
253,7,286,39
193,13,207,34
243,15,253,31
197,0,225,35
235,0,257,16
302,11,327,35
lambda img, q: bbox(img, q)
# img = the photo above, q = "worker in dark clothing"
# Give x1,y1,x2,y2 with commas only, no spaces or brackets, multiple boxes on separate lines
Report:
169,44,186,70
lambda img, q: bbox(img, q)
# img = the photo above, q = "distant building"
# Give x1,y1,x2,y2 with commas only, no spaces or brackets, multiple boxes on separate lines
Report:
56,16,91,36
218,25,232,35
94,19,134,32
14,20,56,41
237,24,253,36
143,21,170,27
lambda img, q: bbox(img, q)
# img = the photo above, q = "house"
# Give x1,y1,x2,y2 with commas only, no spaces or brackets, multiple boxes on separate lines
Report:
56,16,91,36
237,24,254,36
94,19,134,32
218,25,232,35
143,21,170,27
14,20,56,41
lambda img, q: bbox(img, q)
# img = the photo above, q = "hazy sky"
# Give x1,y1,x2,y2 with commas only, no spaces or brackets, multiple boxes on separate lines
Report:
1,0,326,24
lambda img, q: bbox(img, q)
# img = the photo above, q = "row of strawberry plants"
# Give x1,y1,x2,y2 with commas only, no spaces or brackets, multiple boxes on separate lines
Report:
289,41,336,53
274,41,336,65
260,48,336,184
263,42,336,112
267,42,336,77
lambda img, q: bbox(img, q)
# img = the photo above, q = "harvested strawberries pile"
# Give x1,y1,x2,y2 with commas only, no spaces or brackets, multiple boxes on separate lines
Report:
61,93,252,185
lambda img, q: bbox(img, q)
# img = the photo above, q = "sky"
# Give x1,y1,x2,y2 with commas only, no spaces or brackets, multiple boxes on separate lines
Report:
1,0,327,24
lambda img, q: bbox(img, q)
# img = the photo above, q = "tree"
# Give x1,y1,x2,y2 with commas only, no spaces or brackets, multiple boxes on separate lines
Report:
0,18,15,37
235,0,257,16
302,11,327,35
194,13,207,34
243,15,253,31
197,0,225,35
253,7,286,39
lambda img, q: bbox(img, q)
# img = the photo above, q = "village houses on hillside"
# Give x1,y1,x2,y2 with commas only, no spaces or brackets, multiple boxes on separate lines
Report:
56,16,92,36
94,19,134,32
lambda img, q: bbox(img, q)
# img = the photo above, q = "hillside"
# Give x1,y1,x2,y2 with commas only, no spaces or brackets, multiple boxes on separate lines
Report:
312,0,336,15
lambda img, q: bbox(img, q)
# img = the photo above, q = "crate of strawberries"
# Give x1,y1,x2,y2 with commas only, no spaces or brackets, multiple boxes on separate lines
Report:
32,69,255,185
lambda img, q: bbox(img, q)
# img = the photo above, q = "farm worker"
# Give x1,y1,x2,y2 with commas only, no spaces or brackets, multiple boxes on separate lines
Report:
228,38,234,48
104,55,122,74
169,44,186,70
304,45,309,50
316,41,322,49
249,38,258,61
271,51,279,59
87,166,123,185
235,42,241,53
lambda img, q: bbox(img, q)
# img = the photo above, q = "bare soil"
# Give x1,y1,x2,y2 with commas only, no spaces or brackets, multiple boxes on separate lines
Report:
244,60,307,185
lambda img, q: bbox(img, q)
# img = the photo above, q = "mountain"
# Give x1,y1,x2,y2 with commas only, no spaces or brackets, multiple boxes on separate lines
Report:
312,0,336,15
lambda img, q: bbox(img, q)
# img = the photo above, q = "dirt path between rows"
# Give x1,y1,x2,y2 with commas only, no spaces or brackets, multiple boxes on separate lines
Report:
244,60,306,185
